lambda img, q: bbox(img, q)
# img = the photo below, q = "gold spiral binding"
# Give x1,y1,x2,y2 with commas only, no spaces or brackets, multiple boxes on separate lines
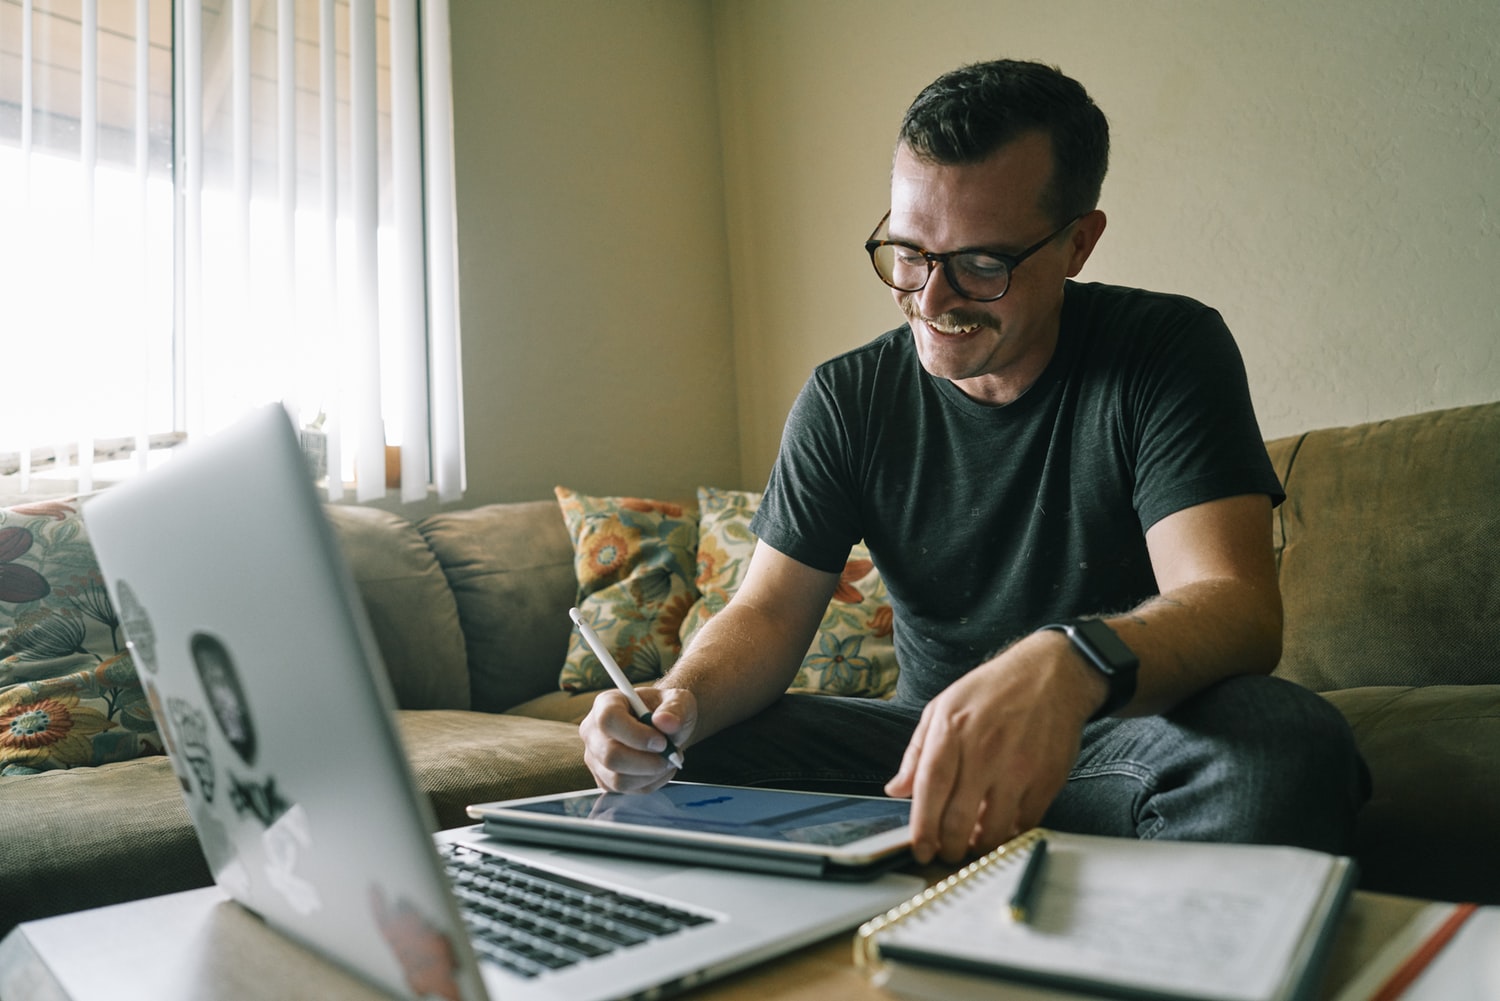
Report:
853,828,1048,973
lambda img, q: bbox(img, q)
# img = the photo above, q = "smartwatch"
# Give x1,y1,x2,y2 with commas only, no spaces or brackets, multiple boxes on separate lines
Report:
1040,619,1139,721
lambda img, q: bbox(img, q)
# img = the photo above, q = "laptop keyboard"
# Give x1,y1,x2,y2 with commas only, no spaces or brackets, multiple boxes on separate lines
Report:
441,843,718,979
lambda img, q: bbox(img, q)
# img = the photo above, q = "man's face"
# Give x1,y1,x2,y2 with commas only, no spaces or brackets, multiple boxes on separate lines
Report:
888,131,1102,405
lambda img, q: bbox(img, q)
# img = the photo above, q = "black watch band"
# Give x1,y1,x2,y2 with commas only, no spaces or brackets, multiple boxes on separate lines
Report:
1041,619,1139,721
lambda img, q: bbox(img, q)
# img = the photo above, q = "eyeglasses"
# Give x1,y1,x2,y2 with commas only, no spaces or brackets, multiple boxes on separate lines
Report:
864,211,1080,302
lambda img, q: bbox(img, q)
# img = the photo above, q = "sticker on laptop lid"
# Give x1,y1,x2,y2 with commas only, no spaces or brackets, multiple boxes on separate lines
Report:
371,886,464,1001
114,579,158,673
228,771,290,827
262,803,321,915
167,696,215,802
190,632,257,765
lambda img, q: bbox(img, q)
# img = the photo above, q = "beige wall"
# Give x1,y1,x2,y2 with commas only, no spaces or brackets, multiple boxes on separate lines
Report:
447,1,739,507
447,1,1499,507
713,0,1500,485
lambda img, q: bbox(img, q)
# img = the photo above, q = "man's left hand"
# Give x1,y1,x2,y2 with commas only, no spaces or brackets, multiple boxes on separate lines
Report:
884,629,1104,864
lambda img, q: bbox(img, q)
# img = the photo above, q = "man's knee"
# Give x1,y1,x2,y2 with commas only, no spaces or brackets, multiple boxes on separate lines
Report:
1173,675,1370,851
1186,674,1363,775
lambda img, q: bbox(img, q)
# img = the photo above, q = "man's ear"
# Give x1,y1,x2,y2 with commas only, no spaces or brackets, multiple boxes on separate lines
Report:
1064,209,1107,277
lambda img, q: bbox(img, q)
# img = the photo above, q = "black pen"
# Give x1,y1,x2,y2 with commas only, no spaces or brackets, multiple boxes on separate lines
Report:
1008,836,1048,923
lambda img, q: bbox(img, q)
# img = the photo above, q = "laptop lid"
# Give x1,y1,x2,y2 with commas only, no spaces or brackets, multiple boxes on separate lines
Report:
82,404,923,1001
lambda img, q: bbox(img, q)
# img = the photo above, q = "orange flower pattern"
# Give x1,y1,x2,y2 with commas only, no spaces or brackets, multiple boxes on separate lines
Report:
0,690,115,769
678,487,899,698
619,498,685,518
555,487,700,691
655,591,696,648
1,500,163,774
579,525,642,589
832,559,875,604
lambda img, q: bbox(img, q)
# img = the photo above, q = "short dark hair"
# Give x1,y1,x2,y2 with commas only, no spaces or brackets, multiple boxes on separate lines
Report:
897,59,1110,226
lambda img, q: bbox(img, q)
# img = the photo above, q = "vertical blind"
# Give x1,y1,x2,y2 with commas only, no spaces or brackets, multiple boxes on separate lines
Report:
0,0,172,494
0,0,465,504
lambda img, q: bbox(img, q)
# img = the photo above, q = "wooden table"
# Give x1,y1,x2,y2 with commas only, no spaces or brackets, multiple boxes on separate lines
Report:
0,877,1426,1001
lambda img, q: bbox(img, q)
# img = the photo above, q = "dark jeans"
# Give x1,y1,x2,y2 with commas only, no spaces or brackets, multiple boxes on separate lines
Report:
676,674,1370,854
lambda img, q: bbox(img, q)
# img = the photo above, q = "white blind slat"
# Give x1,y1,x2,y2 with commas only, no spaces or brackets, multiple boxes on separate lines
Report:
316,0,343,501
389,0,429,505
423,0,466,503
5,0,465,504
134,0,153,474
181,0,204,438
276,0,297,421
17,0,35,493
349,0,382,504
78,0,99,494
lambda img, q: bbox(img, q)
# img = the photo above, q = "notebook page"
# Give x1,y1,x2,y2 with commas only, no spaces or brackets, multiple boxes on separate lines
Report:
1333,904,1500,1001
1394,909,1500,1000
878,832,1344,1001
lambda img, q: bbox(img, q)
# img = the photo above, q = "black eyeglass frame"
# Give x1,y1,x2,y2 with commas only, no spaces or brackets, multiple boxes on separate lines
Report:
863,210,1082,302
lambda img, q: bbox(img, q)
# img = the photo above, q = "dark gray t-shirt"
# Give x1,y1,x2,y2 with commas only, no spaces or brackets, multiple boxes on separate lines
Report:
750,281,1284,707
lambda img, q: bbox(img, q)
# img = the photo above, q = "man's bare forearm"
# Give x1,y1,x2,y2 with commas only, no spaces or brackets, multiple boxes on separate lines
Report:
1104,574,1282,717
656,541,842,745
655,600,812,746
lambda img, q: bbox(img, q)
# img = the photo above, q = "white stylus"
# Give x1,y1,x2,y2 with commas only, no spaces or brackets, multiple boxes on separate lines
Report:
569,607,684,768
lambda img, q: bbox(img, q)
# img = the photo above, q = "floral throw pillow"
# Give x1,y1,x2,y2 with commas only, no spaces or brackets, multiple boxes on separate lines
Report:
0,499,163,775
554,487,699,692
680,487,898,698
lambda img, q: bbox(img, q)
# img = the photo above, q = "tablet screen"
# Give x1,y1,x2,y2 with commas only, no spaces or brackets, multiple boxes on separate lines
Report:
496,784,910,847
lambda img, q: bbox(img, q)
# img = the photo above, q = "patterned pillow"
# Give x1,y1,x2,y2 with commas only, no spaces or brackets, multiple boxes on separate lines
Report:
554,487,699,692
0,498,163,775
680,487,898,698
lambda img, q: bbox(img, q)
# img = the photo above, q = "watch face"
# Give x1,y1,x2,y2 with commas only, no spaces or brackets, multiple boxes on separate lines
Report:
1071,620,1139,672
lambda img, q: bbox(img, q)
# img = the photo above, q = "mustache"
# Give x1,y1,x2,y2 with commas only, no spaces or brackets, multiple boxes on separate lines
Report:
900,299,998,331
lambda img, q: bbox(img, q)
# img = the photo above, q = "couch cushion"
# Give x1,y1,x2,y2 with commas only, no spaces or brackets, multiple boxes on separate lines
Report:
1269,401,1500,691
507,689,606,724
1,498,163,775
553,488,699,693
0,754,212,935
1324,685,1500,903
394,711,591,828
417,501,578,713
0,711,593,936
325,505,469,711
679,487,898,698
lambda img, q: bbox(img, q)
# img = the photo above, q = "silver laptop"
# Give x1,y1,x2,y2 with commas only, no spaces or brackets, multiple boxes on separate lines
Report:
82,404,923,1001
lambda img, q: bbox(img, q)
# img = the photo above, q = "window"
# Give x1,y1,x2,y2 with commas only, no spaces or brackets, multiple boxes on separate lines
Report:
0,0,464,503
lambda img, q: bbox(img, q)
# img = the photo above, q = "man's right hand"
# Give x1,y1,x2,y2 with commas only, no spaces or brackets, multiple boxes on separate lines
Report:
580,686,698,793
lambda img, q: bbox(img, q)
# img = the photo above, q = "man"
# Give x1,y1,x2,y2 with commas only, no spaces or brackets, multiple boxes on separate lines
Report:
580,59,1367,865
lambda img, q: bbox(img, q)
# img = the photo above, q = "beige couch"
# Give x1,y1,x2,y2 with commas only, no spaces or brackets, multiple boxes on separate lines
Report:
2,401,1496,937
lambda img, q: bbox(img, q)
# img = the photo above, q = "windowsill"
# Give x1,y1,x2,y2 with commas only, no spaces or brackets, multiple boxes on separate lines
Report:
0,478,102,508
1,474,457,517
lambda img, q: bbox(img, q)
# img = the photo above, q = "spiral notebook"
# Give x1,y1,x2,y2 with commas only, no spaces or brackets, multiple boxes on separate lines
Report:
855,829,1357,1001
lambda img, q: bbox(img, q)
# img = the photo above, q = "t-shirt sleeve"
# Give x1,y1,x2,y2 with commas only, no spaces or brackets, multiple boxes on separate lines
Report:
1118,302,1285,532
749,370,863,575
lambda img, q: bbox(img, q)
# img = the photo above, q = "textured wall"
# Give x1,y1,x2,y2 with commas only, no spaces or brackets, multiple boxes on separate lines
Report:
714,0,1500,485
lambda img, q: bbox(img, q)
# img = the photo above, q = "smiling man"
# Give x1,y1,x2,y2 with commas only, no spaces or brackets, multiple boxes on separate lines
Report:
579,59,1368,865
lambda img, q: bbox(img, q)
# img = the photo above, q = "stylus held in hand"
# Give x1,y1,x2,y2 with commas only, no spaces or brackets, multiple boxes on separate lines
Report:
569,607,685,769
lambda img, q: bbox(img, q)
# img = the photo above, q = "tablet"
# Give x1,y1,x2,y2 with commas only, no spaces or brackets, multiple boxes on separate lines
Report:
467,782,913,880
